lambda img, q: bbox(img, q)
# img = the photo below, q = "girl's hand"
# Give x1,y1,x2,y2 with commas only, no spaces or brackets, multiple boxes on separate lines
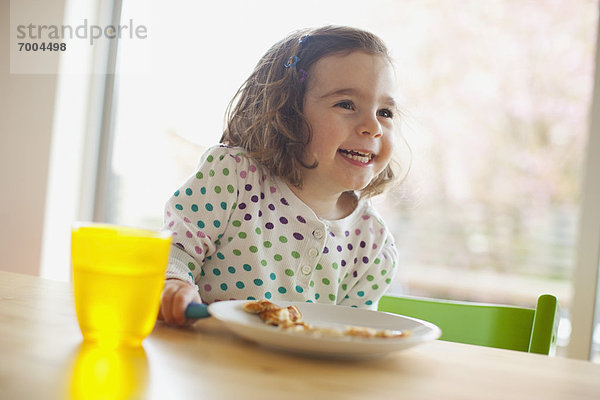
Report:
158,279,202,326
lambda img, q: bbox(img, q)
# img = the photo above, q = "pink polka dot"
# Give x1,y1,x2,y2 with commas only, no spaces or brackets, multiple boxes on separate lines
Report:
195,246,203,254
234,156,241,163
186,231,193,238
249,165,257,172
362,215,370,220
270,186,277,194
197,231,206,238
166,211,172,217
355,229,361,235
240,170,247,179
183,216,191,223
204,284,212,292
168,221,174,228
372,243,378,249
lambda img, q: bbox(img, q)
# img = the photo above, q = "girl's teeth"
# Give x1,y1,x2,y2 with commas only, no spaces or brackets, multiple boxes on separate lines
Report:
340,151,371,163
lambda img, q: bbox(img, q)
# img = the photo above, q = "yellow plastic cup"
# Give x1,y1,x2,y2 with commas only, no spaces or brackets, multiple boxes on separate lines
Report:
71,223,171,347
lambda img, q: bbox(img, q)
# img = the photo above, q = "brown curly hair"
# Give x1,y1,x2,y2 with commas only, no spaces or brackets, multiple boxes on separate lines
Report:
221,25,398,198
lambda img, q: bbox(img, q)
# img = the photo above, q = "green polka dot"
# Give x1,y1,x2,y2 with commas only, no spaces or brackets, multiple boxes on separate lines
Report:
279,236,288,243
249,246,258,253
315,264,323,271
207,155,214,162
332,263,338,270
309,280,315,287
322,278,330,285
374,258,381,264
228,266,236,274
185,188,192,196
232,220,241,227
291,251,300,259
238,232,247,239
243,264,252,271
366,275,374,281
175,204,183,210
227,236,233,242
260,259,267,266
209,169,215,177
385,278,392,284
214,186,222,194
372,284,379,290
295,286,304,293
220,283,228,291
254,279,263,286
220,202,227,210
328,294,336,301
357,291,365,297
341,283,348,291
236,281,245,289
195,172,203,179
227,184,235,193
212,268,221,276
278,287,287,294
223,168,230,176
381,270,387,275
263,241,272,248
219,155,225,160
187,262,195,271
232,249,241,256
285,269,294,277
269,273,276,280
191,204,198,212
274,254,282,262
265,291,272,299
255,227,262,235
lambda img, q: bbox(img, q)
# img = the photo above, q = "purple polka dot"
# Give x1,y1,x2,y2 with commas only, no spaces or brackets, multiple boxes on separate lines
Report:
347,243,353,250
245,184,252,191
345,231,350,237
238,202,247,210
268,204,275,211
296,215,306,223
258,210,263,217
329,231,335,237
341,260,347,267
353,271,358,278
265,222,274,229
279,217,288,224
336,245,342,252
362,256,369,263
260,192,265,199
323,247,329,254
293,232,304,240
244,213,252,221
360,241,366,248
175,243,184,250
280,197,289,206
251,195,259,202
354,257,358,264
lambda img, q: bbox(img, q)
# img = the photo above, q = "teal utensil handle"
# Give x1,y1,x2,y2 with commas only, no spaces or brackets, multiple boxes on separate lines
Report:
185,302,211,319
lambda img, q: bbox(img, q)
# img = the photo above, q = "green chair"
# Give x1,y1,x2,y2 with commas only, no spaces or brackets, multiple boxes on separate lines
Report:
378,293,559,355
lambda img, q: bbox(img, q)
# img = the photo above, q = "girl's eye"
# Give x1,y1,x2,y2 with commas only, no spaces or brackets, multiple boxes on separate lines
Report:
378,108,394,118
335,101,354,110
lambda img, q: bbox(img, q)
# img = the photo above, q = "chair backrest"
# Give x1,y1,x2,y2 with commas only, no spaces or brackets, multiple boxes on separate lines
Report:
377,293,559,355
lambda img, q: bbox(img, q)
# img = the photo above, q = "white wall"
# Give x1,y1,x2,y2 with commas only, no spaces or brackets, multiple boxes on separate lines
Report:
0,0,64,275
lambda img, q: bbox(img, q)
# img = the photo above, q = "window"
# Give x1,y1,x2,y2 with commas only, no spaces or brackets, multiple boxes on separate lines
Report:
99,0,598,358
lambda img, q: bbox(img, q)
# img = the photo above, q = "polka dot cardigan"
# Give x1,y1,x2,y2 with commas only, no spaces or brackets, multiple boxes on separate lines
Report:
163,145,398,309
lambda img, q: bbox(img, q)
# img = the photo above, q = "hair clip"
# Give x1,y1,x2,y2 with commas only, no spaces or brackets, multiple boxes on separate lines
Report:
284,55,300,68
299,68,307,83
299,34,310,44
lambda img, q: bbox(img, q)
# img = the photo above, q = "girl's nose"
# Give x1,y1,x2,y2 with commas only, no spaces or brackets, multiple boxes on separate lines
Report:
357,113,383,138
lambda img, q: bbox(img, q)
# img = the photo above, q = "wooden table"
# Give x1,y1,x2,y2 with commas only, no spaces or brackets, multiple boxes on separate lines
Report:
1,270,599,400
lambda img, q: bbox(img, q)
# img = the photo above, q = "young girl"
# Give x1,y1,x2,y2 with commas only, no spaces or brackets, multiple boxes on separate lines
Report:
160,25,401,326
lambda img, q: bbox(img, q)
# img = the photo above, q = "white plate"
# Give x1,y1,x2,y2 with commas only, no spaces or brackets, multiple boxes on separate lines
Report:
206,300,441,359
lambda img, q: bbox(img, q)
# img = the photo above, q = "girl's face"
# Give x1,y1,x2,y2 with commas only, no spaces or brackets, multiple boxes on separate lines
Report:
301,51,397,195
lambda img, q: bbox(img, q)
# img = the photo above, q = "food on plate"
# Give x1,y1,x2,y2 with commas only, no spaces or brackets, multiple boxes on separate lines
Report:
243,300,410,339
